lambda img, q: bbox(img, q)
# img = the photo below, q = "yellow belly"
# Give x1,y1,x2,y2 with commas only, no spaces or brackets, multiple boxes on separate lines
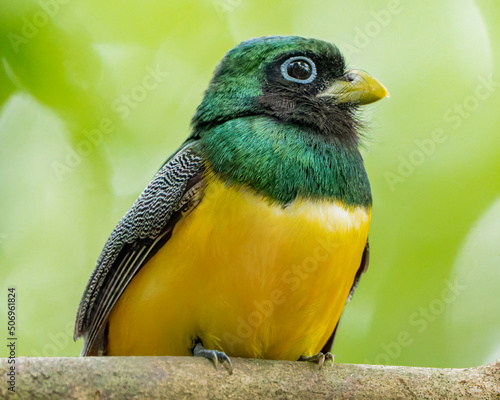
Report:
107,176,371,360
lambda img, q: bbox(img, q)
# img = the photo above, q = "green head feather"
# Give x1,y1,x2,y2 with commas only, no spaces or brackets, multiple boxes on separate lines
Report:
192,36,345,127
191,36,374,208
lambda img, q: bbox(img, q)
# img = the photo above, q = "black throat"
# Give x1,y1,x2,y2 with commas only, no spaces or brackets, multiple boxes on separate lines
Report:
257,85,361,147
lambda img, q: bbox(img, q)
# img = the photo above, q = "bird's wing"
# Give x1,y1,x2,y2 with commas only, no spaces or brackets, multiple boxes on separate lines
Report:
74,141,205,356
347,240,370,302
320,240,370,354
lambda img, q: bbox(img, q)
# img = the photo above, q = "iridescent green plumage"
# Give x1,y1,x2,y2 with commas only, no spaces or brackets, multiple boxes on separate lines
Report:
200,116,371,207
191,36,371,207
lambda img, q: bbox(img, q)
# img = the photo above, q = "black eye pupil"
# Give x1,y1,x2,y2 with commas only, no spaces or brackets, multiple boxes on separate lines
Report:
287,60,312,80
280,57,316,83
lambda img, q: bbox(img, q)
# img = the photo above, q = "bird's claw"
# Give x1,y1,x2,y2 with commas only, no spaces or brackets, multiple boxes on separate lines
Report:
193,343,233,374
299,352,335,368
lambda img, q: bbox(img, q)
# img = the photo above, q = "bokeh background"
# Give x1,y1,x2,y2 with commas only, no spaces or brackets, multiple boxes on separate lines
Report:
1,0,499,368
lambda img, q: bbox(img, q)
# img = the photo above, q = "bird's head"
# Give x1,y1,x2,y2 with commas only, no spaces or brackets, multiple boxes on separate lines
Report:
192,36,388,143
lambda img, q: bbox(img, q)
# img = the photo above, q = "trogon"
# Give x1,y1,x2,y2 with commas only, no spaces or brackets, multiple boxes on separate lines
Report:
74,36,388,373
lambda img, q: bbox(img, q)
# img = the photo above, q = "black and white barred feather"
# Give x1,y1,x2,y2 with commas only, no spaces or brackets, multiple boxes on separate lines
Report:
74,141,204,355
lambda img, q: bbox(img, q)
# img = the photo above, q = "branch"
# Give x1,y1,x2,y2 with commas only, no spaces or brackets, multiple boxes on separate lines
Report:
1,357,499,399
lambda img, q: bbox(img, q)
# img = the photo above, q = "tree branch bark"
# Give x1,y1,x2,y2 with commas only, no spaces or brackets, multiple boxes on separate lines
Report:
1,357,499,399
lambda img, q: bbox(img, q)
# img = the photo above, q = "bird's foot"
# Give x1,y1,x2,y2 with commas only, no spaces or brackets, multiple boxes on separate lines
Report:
299,352,335,368
193,342,233,374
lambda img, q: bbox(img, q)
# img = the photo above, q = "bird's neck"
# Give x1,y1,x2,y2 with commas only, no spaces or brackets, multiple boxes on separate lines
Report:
197,116,372,208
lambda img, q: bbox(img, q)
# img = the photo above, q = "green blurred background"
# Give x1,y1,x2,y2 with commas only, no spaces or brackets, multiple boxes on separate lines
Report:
1,0,499,367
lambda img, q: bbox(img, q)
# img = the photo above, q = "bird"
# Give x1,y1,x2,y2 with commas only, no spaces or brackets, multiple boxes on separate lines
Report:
74,35,388,373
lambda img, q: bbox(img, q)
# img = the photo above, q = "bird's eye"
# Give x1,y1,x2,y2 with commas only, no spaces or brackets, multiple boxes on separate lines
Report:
281,56,317,84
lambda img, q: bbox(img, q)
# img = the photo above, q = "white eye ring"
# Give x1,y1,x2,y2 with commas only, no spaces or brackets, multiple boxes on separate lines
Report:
280,56,317,84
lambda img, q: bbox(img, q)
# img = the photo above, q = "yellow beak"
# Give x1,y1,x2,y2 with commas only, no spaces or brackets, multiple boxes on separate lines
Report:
319,70,389,105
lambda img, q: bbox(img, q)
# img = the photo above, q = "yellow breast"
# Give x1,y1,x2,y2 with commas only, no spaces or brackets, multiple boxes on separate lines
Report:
107,175,371,360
